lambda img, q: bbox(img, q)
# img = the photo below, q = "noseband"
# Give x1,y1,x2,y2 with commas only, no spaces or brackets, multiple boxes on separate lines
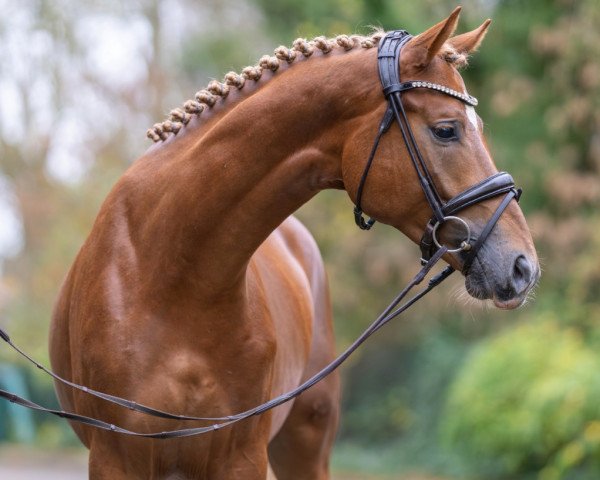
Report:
354,30,521,273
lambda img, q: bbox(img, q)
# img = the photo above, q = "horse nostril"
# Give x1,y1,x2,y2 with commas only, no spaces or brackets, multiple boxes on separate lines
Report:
512,254,532,292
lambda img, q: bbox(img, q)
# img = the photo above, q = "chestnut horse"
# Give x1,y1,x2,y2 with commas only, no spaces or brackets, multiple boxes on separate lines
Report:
49,8,539,479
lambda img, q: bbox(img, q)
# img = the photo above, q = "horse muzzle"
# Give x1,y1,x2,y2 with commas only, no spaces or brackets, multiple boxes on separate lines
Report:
464,247,540,309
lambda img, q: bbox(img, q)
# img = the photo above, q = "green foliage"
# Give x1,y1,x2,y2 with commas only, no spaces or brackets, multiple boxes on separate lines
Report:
340,330,465,441
442,321,600,478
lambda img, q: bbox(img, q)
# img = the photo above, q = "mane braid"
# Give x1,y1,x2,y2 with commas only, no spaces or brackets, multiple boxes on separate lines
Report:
147,31,385,142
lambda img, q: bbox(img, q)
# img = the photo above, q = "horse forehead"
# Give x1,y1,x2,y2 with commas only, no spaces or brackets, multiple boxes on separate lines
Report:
430,63,480,130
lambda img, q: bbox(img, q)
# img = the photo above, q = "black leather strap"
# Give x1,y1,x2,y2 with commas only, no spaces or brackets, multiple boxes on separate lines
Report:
377,30,412,92
379,31,446,223
353,31,413,230
354,107,395,230
461,189,520,274
382,82,418,96
0,386,237,439
442,172,517,216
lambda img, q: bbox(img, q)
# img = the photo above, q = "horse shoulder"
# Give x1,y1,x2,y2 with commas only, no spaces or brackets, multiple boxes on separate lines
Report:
250,215,332,383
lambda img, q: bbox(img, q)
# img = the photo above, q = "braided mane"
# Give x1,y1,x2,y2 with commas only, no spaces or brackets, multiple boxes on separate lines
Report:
147,31,469,142
147,32,385,142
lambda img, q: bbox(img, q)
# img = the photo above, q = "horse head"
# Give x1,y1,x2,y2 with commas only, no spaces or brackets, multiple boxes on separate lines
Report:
344,7,539,309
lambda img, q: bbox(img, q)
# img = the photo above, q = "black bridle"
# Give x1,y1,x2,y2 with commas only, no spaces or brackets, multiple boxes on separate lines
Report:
354,30,520,273
0,30,522,440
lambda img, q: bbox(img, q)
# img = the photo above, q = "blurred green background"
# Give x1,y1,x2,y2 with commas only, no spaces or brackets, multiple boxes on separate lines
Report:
0,0,599,478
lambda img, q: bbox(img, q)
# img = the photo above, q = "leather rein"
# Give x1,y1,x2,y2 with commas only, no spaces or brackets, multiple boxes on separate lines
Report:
0,30,521,439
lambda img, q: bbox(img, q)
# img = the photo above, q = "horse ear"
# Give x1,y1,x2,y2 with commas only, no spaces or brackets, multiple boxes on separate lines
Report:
448,19,492,54
408,6,462,68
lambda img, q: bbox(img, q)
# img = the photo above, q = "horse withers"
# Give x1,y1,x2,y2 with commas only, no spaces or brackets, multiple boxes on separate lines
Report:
49,7,539,479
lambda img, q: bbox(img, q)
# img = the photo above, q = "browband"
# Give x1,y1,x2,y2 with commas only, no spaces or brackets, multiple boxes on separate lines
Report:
382,81,478,107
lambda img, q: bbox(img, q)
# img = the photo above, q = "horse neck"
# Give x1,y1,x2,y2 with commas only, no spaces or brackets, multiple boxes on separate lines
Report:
130,48,379,297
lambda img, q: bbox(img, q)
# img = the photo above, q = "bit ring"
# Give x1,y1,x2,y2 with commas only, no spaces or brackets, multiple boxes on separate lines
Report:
432,216,471,253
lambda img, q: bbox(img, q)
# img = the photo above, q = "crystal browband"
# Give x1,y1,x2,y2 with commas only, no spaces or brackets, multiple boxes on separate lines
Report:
382,80,478,107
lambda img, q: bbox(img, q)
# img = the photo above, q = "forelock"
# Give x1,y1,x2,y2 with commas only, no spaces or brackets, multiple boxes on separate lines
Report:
442,44,469,69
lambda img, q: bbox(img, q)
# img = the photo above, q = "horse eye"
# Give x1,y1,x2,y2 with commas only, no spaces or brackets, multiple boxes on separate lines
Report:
432,125,456,140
